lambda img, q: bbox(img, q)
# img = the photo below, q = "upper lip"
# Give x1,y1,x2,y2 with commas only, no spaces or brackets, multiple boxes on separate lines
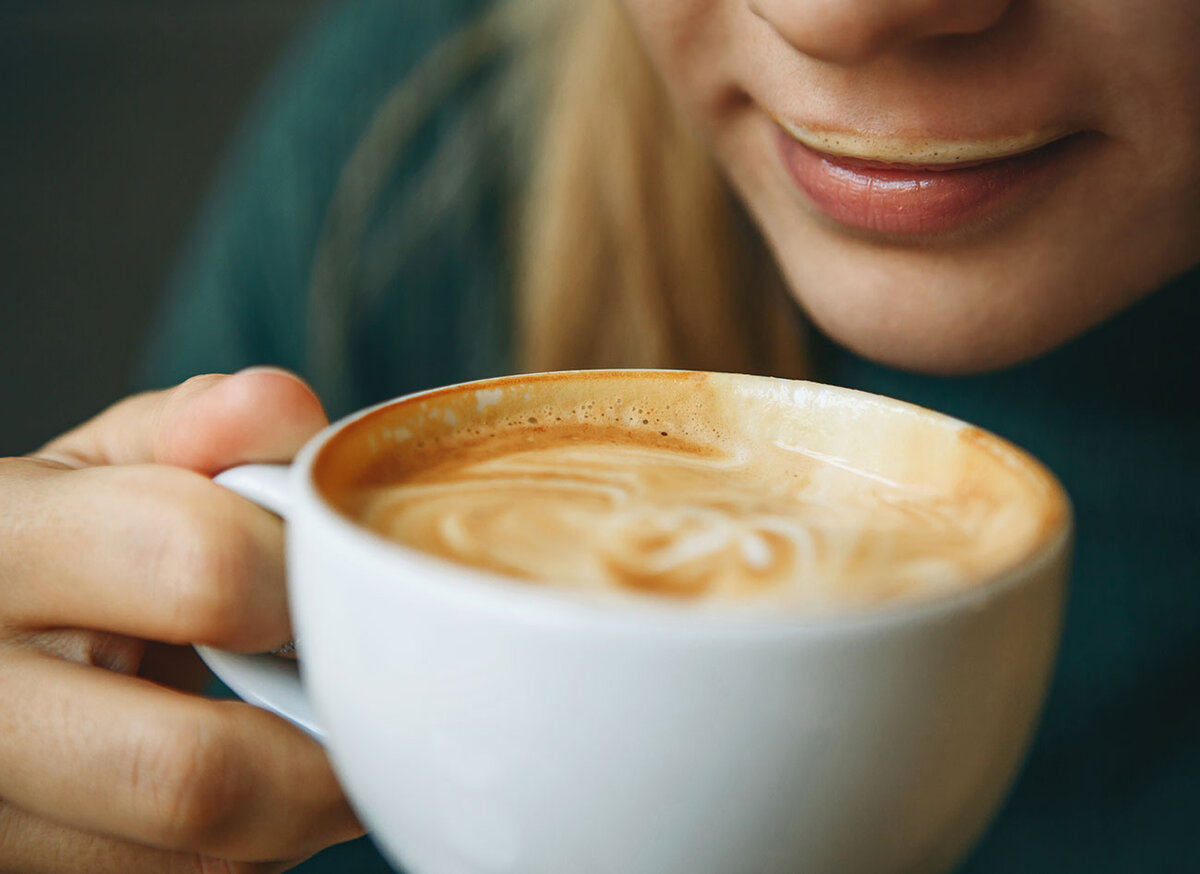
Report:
775,116,1075,167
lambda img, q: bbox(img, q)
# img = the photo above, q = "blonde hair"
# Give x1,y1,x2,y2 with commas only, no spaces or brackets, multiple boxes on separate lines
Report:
306,0,807,401
517,0,807,376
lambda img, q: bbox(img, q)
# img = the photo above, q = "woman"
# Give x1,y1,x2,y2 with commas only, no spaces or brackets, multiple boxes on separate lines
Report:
1,0,1196,871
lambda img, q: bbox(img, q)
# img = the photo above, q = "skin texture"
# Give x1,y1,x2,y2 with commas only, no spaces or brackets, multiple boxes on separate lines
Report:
0,370,365,872
620,0,1200,373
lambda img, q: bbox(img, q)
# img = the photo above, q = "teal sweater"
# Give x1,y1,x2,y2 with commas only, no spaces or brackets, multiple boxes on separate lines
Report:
144,1,1200,871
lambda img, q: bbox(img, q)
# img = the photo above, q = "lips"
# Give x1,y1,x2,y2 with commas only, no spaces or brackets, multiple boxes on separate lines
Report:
774,121,1079,236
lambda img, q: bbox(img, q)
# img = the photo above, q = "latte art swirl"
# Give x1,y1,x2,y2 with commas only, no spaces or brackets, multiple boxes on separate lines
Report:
356,438,1030,609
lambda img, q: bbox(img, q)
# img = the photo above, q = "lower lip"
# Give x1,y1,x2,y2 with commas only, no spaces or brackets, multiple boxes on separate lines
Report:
776,127,1071,236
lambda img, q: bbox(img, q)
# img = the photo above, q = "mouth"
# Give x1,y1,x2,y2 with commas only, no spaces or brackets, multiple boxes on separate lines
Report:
777,119,1075,166
773,119,1085,236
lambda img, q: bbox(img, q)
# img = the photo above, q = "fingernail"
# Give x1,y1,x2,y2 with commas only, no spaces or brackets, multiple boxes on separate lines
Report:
237,365,299,379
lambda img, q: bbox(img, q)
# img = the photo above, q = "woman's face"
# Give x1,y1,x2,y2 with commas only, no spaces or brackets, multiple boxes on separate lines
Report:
620,0,1200,372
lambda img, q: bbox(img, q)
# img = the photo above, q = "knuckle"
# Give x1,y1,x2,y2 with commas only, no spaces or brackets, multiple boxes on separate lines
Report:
177,374,225,391
134,716,247,850
154,497,260,645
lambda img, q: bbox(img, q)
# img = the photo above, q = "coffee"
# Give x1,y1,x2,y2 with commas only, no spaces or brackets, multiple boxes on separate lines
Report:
316,372,1063,613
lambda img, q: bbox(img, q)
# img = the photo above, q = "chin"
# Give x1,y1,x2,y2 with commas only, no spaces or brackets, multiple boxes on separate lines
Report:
802,301,1062,375
770,244,1117,375
770,214,1200,375
745,180,1196,375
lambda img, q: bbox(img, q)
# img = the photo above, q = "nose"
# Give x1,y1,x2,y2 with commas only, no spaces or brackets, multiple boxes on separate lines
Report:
748,0,1015,66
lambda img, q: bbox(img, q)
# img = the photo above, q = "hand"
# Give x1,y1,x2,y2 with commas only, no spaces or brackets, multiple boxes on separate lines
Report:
0,369,365,873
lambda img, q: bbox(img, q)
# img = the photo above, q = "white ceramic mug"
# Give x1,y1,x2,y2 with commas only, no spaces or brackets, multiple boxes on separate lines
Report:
200,370,1072,874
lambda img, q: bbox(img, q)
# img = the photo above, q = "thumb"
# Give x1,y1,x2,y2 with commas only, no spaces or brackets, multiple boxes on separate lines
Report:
38,368,328,474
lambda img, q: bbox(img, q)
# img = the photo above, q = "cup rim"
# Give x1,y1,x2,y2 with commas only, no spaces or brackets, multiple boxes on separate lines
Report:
290,369,1073,637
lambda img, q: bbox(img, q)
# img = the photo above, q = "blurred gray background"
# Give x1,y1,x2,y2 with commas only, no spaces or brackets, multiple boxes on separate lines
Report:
1,0,323,455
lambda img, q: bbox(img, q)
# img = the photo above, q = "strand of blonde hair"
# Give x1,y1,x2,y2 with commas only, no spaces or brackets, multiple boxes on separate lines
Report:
517,0,807,377
306,0,807,401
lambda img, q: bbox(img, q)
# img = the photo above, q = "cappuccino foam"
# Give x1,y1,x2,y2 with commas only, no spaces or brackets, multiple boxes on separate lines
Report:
318,373,1061,613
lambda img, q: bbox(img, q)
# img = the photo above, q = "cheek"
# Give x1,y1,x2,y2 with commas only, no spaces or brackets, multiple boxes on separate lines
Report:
1085,4,1200,211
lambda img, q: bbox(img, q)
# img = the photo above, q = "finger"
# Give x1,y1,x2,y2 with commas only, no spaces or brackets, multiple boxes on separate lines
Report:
0,802,301,874
2,461,289,652
0,651,364,861
36,368,327,474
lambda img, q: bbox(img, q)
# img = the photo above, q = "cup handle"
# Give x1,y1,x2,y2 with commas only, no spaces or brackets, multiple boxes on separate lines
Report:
194,464,326,742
